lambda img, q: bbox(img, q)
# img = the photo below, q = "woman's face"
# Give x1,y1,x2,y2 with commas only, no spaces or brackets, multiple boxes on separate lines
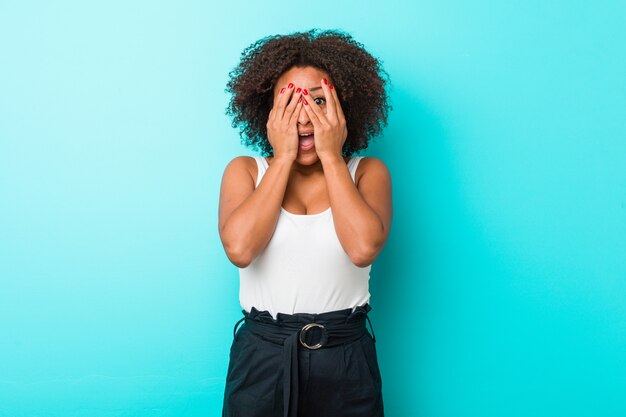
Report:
272,66,332,165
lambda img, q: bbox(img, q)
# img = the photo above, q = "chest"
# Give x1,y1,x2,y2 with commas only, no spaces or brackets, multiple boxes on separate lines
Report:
281,175,330,215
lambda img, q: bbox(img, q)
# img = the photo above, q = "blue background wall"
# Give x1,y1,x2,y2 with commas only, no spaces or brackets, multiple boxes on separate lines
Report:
1,1,625,416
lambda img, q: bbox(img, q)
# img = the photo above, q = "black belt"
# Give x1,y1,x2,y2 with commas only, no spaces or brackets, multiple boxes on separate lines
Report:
232,304,376,417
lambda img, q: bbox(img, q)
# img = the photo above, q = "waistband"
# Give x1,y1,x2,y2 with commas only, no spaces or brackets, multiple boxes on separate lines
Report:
232,304,376,417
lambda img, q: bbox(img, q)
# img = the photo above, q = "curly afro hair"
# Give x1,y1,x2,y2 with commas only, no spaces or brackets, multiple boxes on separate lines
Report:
225,29,391,157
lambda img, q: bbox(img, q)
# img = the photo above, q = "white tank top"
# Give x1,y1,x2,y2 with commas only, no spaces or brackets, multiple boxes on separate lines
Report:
238,156,372,319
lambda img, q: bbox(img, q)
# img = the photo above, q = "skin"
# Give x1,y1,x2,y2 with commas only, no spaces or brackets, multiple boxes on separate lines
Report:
218,66,392,268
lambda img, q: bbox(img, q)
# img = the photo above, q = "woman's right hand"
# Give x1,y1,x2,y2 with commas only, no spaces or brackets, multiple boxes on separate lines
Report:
266,83,303,162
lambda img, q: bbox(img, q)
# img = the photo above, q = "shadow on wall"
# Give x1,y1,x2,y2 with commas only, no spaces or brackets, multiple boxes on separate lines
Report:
365,85,464,416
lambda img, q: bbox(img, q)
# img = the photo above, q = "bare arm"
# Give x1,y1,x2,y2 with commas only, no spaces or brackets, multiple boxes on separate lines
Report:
218,83,303,268
302,79,392,267
321,156,393,267
218,156,295,268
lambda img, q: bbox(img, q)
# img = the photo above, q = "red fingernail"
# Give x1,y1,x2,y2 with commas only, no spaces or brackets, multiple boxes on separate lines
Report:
288,83,294,88
329,84,334,90
298,97,303,103
304,99,308,105
280,87,285,94
323,78,328,85
303,89,308,95
296,87,301,93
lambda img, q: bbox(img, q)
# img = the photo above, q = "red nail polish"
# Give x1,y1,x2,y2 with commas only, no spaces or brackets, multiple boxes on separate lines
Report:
296,87,301,93
280,87,285,94
304,99,308,105
303,89,308,95
323,78,328,85
298,97,303,103
288,83,294,88
329,84,334,90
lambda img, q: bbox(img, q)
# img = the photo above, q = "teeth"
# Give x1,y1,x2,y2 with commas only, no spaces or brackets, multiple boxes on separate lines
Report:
299,133,313,137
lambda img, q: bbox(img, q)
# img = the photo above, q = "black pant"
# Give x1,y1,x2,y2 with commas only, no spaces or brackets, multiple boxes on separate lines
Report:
222,305,384,417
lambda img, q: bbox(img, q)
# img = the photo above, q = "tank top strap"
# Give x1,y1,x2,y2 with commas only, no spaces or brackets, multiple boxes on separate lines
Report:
347,156,364,183
254,156,269,188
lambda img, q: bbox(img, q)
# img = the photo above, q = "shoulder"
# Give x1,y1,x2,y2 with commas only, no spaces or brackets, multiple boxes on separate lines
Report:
222,155,258,187
223,155,257,174
354,156,391,188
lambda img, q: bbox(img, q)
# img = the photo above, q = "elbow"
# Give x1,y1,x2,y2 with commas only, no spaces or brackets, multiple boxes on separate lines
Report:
227,251,252,268
349,236,386,268
351,256,374,268
349,246,378,268
220,225,255,268
228,254,252,269
223,242,253,268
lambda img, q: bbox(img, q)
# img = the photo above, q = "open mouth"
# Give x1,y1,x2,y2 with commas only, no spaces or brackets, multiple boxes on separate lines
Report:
298,132,314,151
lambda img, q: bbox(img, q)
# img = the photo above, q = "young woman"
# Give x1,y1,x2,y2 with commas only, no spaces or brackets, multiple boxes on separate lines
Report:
218,29,392,417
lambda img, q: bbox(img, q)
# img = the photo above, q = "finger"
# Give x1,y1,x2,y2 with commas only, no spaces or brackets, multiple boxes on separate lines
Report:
301,96,322,127
302,88,328,126
328,83,346,122
274,82,296,119
320,78,337,120
288,96,304,125
282,87,302,121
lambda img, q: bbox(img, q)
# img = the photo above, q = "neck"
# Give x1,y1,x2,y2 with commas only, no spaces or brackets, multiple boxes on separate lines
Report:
266,155,349,176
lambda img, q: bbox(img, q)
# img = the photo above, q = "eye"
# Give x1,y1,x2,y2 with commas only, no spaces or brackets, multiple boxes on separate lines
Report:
313,97,326,106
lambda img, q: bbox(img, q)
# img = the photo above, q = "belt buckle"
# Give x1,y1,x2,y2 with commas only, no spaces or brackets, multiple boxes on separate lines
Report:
299,323,325,349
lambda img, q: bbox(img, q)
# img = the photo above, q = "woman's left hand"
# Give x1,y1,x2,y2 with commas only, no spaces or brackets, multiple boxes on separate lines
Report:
301,78,348,161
